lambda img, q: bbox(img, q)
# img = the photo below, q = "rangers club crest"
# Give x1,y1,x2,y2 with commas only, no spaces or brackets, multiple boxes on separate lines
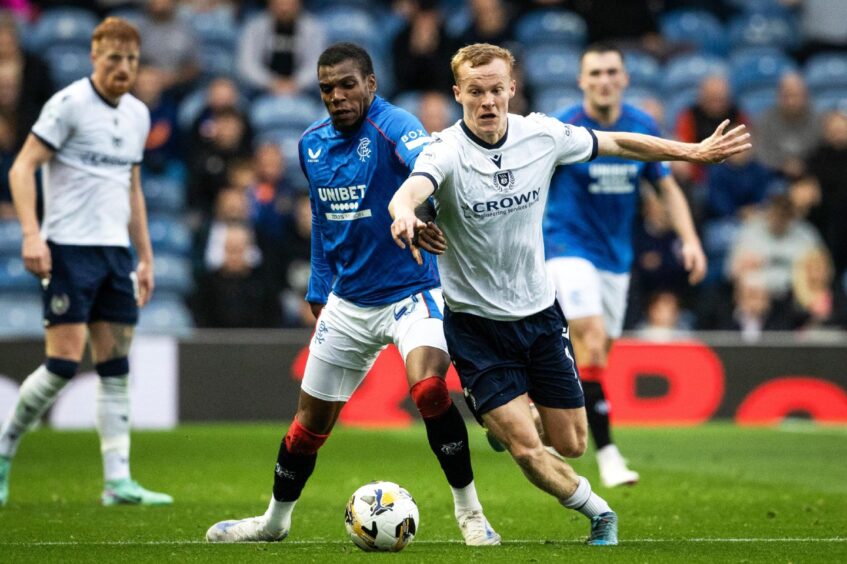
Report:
492,169,515,193
357,137,372,162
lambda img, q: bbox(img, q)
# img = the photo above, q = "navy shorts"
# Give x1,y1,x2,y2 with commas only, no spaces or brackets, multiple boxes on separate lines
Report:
43,242,138,327
443,301,584,420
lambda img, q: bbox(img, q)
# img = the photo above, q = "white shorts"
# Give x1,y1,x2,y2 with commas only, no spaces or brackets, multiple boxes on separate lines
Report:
302,289,448,402
546,257,630,339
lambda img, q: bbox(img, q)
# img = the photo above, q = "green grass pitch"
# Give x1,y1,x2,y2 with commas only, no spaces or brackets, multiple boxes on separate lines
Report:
0,423,845,563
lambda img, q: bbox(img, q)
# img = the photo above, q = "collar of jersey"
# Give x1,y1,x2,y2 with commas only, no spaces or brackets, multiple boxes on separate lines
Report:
87,78,120,109
460,119,508,150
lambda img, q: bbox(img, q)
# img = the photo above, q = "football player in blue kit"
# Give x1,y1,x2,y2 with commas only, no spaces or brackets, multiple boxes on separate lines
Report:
544,43,707,488
207,43,499,546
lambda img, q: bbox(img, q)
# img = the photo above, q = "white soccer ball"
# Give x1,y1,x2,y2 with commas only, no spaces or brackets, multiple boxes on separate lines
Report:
345,481,419,552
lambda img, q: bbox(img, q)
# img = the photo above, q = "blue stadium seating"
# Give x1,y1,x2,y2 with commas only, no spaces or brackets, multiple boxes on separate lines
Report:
148,216,192,257
664,88,700,130
534,87,583,116
739,86,778,119
198,44,236,80
28,7,98,51
143,174,187,214
729,50,796,94
812,90,847,114
152,254,194,295
728,13,798,51
136,294,194,336
662,53,728,95
44,45,92,88
256,127,304,184
0,294,44,338
0,257,40,293
623,86,662,111
805,53,847,92
317,6,385,54
660,9,729,56
621,50,661,90
726,0,793,16
250,94,325,135
175,85,249,133
515,9,587,47
523,45,581,89
189,8,238,50
0,220,22,257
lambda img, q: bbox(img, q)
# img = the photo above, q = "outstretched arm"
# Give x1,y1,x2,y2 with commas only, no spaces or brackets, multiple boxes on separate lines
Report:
596,119,751,164
388,175,436,265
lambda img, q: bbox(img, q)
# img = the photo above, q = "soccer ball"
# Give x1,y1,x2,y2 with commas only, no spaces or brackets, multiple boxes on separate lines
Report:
345,481,419,552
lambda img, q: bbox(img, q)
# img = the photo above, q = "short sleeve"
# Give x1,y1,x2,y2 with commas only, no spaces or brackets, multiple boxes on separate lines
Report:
385,109,432,170
31,93,76,151
409,136,455,192
553,122,597,165
135,105,151,163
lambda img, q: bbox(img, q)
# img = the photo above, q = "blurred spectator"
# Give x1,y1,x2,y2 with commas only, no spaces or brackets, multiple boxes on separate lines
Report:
417,90,453,133
0,13,52,150
727,194,823,300
790,247,846,330
807,110,847,277
796,0,847,60
572,0,666,59
635,290,693,342
237,0,326,95
277,193,314,328
754,73,820,179
392,0,455,96
188,106,253,212
247,143,298,262
198,186,261,272
719,271,796,341
134,0,200,96
675,75,748,183
456,0,514,48
132,64,180,173
180,0,237,19
192,223,282,328
705,149,779,221
189,76,245,142
786,174,821,221
0,113,15,217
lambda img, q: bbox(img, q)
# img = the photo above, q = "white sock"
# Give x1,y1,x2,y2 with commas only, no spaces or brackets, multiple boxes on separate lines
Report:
451,480,483,517
264,495,295,532
96,376,131,482
560,476,612,519
0,365,68,458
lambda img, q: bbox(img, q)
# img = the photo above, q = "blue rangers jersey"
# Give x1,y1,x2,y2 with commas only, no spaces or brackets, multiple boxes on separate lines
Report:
544,103,671,273
300,95,439,306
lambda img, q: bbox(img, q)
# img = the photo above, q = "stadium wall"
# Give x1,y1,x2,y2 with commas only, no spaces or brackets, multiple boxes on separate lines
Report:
1,331,846,428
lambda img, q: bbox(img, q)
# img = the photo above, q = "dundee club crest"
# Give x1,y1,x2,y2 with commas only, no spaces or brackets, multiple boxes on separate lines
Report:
492,169,515,193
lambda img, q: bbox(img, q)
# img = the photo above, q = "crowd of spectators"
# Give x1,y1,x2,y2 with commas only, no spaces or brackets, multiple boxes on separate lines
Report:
0,0,845,338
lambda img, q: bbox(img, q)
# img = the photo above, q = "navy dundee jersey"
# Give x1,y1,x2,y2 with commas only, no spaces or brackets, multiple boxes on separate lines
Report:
300,96,439,306
544,103,670,273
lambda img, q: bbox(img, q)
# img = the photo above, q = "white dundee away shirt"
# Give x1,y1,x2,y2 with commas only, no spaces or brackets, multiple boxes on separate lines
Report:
411,113,597,320
31,78,150,247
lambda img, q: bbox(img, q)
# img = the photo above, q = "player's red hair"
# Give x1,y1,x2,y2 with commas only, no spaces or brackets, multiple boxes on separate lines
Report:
450,43,515,84
91,17,141,50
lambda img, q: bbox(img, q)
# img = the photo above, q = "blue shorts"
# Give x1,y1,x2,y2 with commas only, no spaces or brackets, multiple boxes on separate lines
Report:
43,242,138,327
443,301,584,420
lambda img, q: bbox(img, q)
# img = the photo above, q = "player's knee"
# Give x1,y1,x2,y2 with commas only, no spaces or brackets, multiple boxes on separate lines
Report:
509,443,547,471
45,357,79,380
95,357,129,378
284,418,329,455
410,376,452,419
554,434,587,459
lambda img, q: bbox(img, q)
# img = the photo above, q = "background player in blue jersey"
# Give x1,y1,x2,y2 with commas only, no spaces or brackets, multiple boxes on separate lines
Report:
207,43,499,546
0,18,171,507
544,43,707,487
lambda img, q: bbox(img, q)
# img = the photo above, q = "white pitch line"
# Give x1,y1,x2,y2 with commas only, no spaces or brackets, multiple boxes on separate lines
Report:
0,538,844,547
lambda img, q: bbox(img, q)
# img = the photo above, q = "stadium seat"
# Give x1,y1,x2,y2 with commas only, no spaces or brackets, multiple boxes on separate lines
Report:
623,86,661,110
0,257,39,293
621,50,661,90
0,220,22,257
28,8,98,51
148,216,192,257
152,254,194,295
660,9,729,56
728,13,798,51
189,8,238,49
44,45,92,88
0,293,44,338
523,45,581,89
198,44,236,80
136,295,194,336
738,86,778,119
729,50,796,95
804,53,847,92
534,86,583,116
143,174,187,214
514,9,587,48
726,0,792,16
664,88,700,131
257,127,304,179
249,94,325,135
317,6,384,54
662,53,728,95
812,90,847,114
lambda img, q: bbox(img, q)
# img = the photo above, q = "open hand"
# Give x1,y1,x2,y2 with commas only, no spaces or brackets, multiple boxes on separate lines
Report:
694,119,752,163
